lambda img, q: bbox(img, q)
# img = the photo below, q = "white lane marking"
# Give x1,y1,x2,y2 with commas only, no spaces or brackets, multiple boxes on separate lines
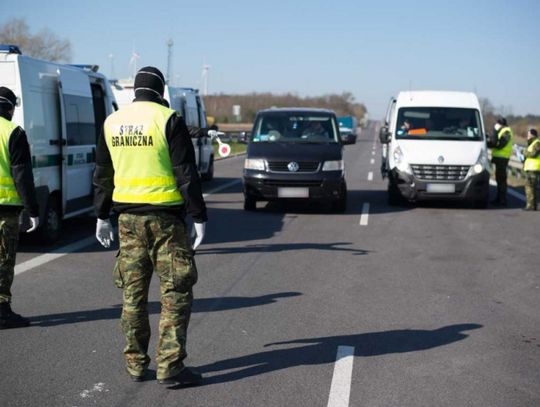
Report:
367,171,373,181
371,151,375,156
15,179,242,275
370,158,375,164
359,203,370,226
489,180,526,202
327,346,355,407
15,236,97,275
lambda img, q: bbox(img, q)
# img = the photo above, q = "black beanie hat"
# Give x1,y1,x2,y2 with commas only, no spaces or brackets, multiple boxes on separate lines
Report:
134,66,165,98
496,117,507,126
530,128,538,137
0,87,17,108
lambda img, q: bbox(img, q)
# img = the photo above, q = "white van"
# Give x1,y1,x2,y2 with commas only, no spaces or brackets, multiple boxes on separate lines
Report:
379,91,490,207
111,81,215,181
0,45,117,242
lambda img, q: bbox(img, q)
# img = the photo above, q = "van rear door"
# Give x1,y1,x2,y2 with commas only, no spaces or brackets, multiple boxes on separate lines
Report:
56,68,96,217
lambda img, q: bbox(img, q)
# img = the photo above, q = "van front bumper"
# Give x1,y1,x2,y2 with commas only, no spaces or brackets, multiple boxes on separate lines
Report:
243,170,346,201
390,168,490,201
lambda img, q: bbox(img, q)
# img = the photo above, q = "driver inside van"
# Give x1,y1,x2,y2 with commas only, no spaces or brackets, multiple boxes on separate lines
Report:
302,120,329,139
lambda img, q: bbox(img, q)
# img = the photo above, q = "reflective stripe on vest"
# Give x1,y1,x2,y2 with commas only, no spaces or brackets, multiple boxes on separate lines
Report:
524,139,540,172
103,102,184,205
492,127,513,159
0,117,22,205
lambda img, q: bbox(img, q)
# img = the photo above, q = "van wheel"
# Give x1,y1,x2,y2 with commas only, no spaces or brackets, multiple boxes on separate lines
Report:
244,194,256,211
201,156,214,181
388,181,405,206
332,185,348,213
39,196,61,244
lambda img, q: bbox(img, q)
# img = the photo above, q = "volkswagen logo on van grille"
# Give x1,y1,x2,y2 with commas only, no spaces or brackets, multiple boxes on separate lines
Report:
438,156,445,164
287,162,300,172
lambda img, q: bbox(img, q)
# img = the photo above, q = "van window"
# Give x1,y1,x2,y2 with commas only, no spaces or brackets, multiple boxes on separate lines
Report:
395,107,482,141
252,112,339,144
65,95,95,145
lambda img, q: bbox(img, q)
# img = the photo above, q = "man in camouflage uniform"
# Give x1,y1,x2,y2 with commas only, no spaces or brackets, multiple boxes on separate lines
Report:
522,128,540,211
93,67,207,385
0,87,40,330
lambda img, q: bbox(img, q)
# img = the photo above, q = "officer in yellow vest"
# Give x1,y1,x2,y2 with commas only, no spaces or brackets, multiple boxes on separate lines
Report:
523,128,540,211
93,67,207,385
488,117,513,206
0,87,39,330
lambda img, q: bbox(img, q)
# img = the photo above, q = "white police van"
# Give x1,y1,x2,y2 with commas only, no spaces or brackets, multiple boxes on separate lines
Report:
379,91,490,208
111,81,215,181
0,45,117,242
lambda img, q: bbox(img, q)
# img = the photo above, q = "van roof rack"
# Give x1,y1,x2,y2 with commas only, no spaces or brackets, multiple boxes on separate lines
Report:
0,44,22,54
70,64,99,72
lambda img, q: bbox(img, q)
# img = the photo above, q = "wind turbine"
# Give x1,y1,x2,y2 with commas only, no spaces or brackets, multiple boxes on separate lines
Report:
129,47,140,79
201,63,211,96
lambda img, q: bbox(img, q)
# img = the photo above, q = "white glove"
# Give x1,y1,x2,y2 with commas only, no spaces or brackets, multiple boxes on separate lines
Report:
26,217,39,233
192,222,206,250
207,129,218,139
96,218,114,248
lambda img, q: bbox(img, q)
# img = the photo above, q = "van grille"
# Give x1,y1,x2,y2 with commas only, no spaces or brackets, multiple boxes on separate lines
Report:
267,161,320,173
411,164,470,181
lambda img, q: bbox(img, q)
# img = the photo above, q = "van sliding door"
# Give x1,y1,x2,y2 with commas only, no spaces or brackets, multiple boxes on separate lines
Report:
57,68,96,217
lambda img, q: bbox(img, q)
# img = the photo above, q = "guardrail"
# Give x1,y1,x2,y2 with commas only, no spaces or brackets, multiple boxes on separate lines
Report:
215,130,250,144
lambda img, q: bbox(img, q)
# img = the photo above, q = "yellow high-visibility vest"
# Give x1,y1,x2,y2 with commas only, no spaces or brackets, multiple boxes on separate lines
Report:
104,102,184,205
524,139,540,172
492,127,513,159
0,117,22,206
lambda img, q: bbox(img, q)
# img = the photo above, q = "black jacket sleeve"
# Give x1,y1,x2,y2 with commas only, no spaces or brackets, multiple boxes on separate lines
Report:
93,127,115,220
166,115,208,223
9,127,39,217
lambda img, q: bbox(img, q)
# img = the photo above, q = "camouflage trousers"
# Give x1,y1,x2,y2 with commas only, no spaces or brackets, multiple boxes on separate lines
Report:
525,171,539,209
115,212,197,380
0,212,20,304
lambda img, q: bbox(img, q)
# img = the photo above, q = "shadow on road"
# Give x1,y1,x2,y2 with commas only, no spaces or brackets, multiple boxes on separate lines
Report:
196,323,482,386
27,292,302,327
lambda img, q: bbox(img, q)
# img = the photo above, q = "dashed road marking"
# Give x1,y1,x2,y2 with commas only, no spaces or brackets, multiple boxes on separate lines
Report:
359,203,370,226
327,346,355,407
371,151,375,156
370,158,375,164
367,171,373,181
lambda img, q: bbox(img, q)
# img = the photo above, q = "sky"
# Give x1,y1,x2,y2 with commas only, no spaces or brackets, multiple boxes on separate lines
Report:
1,0,539,119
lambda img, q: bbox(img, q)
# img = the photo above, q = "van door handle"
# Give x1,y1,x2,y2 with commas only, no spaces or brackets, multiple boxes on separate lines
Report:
49,139,67,146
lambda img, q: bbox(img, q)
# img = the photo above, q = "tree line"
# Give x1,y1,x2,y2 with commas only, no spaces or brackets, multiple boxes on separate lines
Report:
205,92,367,124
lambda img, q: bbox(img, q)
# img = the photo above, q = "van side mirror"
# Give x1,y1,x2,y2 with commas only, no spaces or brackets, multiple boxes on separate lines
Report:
379,126,391,144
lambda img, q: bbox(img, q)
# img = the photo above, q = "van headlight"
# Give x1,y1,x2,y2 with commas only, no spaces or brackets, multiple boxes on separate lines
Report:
322,160,344,171
393,146,412,174
467,151,489,177
244,158,267,171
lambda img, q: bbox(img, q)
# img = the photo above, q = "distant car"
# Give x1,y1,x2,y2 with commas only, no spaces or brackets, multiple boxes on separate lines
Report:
243,108,347,212
339,126,357,144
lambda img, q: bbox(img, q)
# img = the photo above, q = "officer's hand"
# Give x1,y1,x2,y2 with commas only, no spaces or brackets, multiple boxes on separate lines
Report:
192,222,206,250
26,217,39,233
207,129,218,139
96,218,114,248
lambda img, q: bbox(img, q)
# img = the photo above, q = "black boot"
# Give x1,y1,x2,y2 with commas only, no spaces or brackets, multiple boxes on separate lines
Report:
158,367,203,386
0,303,30,329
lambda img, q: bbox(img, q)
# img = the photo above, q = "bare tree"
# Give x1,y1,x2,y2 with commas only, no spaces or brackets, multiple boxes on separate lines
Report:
0,18,72,63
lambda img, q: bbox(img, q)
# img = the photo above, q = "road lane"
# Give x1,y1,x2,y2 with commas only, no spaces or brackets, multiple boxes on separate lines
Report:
1,123,539,406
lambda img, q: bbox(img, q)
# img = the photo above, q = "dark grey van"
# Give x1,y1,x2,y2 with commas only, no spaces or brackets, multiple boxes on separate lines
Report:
243,108,347,212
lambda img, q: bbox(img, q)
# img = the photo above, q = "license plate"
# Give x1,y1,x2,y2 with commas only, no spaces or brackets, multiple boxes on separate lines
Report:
278,187,309,198
426,183,455,193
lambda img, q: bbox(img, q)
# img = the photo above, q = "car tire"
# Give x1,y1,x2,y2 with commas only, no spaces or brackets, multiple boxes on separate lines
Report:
332,185,348,213
39,195,61,244
388,181,406,206
244,194,256,211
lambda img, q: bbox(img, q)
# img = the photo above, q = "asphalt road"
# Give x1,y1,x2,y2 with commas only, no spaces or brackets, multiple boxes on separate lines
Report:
1,122,539,407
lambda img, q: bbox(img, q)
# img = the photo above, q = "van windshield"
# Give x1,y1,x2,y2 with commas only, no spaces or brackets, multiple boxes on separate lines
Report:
252,112,339,144
395,107,483,141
